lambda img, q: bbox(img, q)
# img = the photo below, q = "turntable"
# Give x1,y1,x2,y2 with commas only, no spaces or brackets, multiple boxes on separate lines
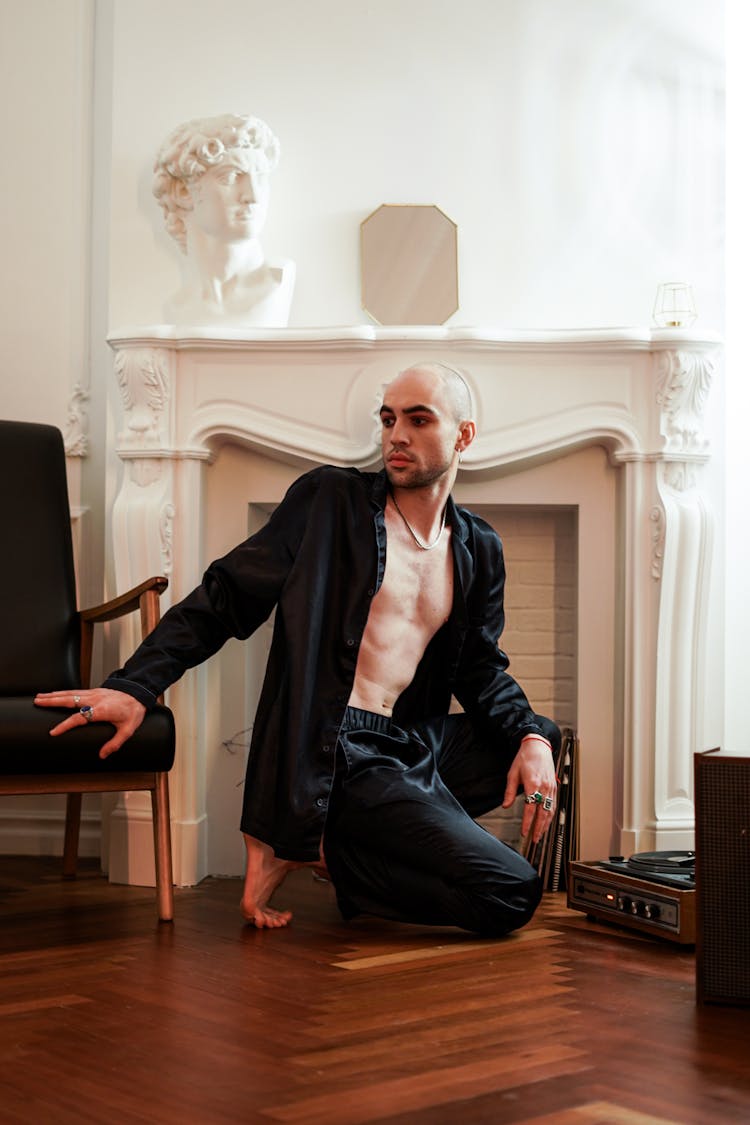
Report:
567,851,696,944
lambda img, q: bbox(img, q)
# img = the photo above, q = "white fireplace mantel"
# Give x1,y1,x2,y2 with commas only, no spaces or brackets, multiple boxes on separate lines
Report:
106,324,721,886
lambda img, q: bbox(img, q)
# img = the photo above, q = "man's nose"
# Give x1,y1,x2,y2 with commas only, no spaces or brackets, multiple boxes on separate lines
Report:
389,420,410,445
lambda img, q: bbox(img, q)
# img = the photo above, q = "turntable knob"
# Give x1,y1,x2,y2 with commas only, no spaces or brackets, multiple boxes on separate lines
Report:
630,900,639,915
617,895,630,912
643,903,660,921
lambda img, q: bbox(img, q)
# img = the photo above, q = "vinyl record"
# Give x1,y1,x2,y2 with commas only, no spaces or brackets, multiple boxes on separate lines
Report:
629,850,695,874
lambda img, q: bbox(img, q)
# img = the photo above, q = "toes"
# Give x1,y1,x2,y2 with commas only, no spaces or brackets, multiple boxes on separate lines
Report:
241,902,293,928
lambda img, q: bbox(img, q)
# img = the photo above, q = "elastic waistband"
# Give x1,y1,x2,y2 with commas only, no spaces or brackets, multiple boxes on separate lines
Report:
342,706,393,736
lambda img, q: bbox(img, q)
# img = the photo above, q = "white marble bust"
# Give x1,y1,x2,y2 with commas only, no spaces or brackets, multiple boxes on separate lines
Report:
153,114,295,327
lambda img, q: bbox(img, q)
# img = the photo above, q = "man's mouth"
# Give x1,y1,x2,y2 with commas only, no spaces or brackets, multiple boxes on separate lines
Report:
387,453,412,466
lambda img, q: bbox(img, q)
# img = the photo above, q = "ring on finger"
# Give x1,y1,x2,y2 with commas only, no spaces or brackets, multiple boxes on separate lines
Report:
524,790,544,805
73,695,81,705
543,796,554,812
80,705,94,723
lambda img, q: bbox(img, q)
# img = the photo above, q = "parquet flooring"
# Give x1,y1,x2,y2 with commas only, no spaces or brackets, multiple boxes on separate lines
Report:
0,857,748,1124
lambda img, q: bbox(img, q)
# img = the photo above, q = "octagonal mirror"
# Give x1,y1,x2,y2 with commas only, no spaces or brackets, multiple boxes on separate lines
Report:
360,204,458,325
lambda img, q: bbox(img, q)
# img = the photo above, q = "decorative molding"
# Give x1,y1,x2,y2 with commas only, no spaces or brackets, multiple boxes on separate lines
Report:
115,347,171,449
159,502,176,574
650,505,665,580
108,324,722,353
662,459,700,493
63,381,90,457
655,348,714,454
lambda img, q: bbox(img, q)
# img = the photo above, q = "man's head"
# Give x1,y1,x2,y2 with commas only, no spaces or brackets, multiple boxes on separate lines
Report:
380,363,476,490
153,114,280,251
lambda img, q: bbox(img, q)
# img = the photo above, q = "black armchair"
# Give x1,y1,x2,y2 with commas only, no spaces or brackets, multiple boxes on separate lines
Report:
0,421,176,921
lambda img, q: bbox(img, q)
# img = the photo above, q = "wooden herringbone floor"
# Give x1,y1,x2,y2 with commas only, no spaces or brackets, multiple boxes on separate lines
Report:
0,857,748,1124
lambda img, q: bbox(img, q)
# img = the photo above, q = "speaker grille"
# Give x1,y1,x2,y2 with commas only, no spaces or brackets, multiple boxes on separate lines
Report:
695,754,750,1005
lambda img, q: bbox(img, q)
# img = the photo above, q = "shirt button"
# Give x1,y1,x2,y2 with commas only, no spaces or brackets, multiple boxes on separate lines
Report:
322,744,332,754
315,797,327,808
346,638,356,648
367,588,375,597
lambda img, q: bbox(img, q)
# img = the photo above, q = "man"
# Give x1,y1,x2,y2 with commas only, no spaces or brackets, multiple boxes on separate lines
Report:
36,363,559,934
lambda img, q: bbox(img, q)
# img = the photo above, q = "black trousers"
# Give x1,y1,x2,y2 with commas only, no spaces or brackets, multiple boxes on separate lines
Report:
322,707,561,937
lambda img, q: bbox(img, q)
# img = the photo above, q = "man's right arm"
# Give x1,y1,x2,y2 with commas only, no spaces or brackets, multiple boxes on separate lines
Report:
102,468,320,708
36,469,322,752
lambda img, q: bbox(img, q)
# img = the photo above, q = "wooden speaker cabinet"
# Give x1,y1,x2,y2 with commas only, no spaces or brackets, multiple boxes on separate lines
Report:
694,748,750,1006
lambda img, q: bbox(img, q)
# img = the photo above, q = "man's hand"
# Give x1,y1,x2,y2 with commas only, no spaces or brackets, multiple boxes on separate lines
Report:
34,688,147,760
501,734,557,844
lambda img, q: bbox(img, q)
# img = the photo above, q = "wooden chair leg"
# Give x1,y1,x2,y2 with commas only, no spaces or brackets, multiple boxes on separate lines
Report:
151,772,174,923
62,793,83,878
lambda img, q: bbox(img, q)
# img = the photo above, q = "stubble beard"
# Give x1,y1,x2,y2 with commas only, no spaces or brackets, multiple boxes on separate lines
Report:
385,455,454,491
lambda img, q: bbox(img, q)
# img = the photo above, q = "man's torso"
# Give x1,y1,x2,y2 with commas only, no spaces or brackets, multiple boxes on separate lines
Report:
349,502,454,716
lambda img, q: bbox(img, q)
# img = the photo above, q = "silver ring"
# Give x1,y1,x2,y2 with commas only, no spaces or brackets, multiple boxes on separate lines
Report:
543,796,554,812
73,695,81,705
80,705,94,723
524,790,544,805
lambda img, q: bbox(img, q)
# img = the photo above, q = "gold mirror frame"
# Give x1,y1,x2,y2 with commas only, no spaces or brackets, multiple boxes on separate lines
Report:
360,204,459,325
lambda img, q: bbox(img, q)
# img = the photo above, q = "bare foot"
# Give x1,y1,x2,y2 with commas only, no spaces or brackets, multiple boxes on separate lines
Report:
240,835,301,928
311,839,330,882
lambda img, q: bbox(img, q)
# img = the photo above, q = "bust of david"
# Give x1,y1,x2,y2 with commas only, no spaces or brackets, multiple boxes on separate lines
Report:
153,113,295,327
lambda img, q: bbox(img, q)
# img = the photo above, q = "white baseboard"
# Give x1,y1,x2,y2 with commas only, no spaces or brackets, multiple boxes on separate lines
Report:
0,802,101,858
107,796,208,888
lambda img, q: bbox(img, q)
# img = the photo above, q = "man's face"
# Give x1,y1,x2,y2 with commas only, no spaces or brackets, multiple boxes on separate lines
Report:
380,368,462,490
186,149,271,242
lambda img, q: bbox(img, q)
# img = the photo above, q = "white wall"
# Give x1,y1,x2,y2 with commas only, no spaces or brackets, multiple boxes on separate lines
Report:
106,0,724,332
0,0,93,430
724,2,750,753
0,0,733,865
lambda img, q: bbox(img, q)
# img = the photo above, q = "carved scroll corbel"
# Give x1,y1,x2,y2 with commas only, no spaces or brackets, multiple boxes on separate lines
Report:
115,347,171,448
115,347,172,486
655,349,714,456
63,381,90,457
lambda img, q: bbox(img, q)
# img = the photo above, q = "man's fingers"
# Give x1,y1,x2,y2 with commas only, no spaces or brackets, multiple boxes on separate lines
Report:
99,738,122,760
48,714,84,737
37,688,146,760
501,765,520,809
99,715,143,759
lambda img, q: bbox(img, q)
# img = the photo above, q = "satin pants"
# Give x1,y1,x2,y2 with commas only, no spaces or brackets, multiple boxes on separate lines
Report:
322,707,561,937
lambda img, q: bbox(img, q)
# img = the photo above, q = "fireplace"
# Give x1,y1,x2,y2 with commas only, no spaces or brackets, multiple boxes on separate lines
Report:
106,325,720,886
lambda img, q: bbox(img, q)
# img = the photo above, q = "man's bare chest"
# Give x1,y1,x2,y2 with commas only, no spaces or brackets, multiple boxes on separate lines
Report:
378,524,454,630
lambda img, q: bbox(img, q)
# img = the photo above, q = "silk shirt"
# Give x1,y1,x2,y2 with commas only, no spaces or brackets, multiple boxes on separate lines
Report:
103,467,548,861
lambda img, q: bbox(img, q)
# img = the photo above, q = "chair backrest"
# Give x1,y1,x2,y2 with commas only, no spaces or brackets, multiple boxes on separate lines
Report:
0,421,81,693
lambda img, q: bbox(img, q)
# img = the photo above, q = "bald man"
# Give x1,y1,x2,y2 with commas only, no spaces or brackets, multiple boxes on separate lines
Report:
36,364,560,933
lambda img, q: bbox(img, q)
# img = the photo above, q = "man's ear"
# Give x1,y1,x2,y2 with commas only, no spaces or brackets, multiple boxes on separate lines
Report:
455,419,477,453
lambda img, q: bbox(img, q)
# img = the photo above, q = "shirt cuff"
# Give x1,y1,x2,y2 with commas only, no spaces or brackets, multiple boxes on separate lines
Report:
101,676,160,711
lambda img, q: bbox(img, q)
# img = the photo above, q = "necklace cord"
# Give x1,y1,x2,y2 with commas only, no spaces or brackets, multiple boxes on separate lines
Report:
390,494,447,551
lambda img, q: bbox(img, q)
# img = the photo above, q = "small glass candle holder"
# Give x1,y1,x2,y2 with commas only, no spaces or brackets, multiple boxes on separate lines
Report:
652,282,697,328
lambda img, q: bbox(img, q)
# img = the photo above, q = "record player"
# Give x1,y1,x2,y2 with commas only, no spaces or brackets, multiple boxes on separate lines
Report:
567,851,696,944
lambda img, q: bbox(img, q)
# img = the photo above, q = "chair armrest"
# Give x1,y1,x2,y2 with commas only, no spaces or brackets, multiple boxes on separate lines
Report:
79,576,168,688
81,576,168,626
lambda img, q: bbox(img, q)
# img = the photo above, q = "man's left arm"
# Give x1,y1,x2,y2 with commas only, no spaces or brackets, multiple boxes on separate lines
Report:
452,528,558,841
454,633,557,842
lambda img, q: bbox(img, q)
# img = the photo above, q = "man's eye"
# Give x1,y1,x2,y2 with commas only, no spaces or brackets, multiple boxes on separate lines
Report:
381,417,394,428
